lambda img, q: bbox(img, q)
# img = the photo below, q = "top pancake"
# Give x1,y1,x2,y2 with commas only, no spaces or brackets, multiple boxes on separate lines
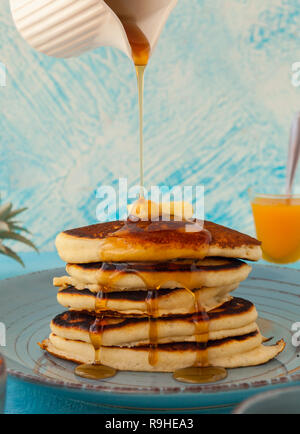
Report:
56,220,262,263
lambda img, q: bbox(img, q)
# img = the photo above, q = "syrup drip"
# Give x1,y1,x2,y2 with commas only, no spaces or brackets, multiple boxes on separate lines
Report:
145,290,159,366
183,287,209,366
120,18,150,192
75,290,116,380
136,64,145,194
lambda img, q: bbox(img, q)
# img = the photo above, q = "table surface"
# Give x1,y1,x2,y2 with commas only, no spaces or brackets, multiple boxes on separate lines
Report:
1,252,299,414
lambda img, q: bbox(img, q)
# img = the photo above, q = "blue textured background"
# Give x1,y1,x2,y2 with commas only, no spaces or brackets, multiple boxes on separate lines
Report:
0,0,300,252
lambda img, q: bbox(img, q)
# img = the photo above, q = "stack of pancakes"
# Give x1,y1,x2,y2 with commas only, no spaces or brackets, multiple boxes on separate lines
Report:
41,219,285,372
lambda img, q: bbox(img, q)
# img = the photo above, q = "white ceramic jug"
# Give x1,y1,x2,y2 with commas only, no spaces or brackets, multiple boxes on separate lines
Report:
10,0,177,59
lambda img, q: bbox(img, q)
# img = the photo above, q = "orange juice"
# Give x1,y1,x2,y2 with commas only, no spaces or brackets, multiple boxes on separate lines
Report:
251,196,300,264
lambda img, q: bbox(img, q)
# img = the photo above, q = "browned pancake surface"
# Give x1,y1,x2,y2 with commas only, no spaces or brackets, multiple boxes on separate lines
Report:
53,297,254,332
118,331,259,351
64,220,261,249
75,257,245,273
60,286,176,302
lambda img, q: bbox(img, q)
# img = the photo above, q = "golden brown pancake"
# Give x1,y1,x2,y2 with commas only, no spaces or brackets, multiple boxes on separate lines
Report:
50,297,258,346
41,332,285,371
55,220,262,263
54,257,252,291
57,283,237,315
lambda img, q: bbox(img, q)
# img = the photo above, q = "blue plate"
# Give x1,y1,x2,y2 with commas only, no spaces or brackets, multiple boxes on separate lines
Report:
234,386,300,414
1,265,300,413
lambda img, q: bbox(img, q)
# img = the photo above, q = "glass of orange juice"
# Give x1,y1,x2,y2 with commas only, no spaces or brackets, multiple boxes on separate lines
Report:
250,191,300,264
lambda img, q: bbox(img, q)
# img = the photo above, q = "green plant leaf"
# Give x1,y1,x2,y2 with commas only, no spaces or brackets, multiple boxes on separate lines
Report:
9,224,31,234
0,231,38,252
7,220,31,233
0,242,6,253
0,222,10,231
6,207,28,220
0,197,37,266
0,202,12,220
0,246,25,267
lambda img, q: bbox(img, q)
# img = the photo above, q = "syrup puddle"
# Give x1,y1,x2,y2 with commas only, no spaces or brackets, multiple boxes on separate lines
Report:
173,367,227,384
75,364,116,380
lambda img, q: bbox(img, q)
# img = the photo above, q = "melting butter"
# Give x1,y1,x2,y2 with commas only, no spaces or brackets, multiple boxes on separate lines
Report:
128,198,194,221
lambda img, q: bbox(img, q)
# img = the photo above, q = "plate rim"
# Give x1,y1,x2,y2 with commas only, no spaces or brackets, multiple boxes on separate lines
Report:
7,365,300,396
232,385,300,414
2,264,300,396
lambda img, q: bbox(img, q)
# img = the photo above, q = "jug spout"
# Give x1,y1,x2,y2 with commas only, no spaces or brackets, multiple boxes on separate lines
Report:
105,0,178,58
10,0,177,60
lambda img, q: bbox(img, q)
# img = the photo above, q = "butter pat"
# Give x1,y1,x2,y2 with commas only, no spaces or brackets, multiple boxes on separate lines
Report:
128,199,194,221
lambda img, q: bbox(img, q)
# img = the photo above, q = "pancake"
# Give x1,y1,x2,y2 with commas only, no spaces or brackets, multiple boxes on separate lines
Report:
50,298,258,347
54,258,252,291
42,216,285,374
57,283,238,315
41,332,285,371
55,220,262,263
